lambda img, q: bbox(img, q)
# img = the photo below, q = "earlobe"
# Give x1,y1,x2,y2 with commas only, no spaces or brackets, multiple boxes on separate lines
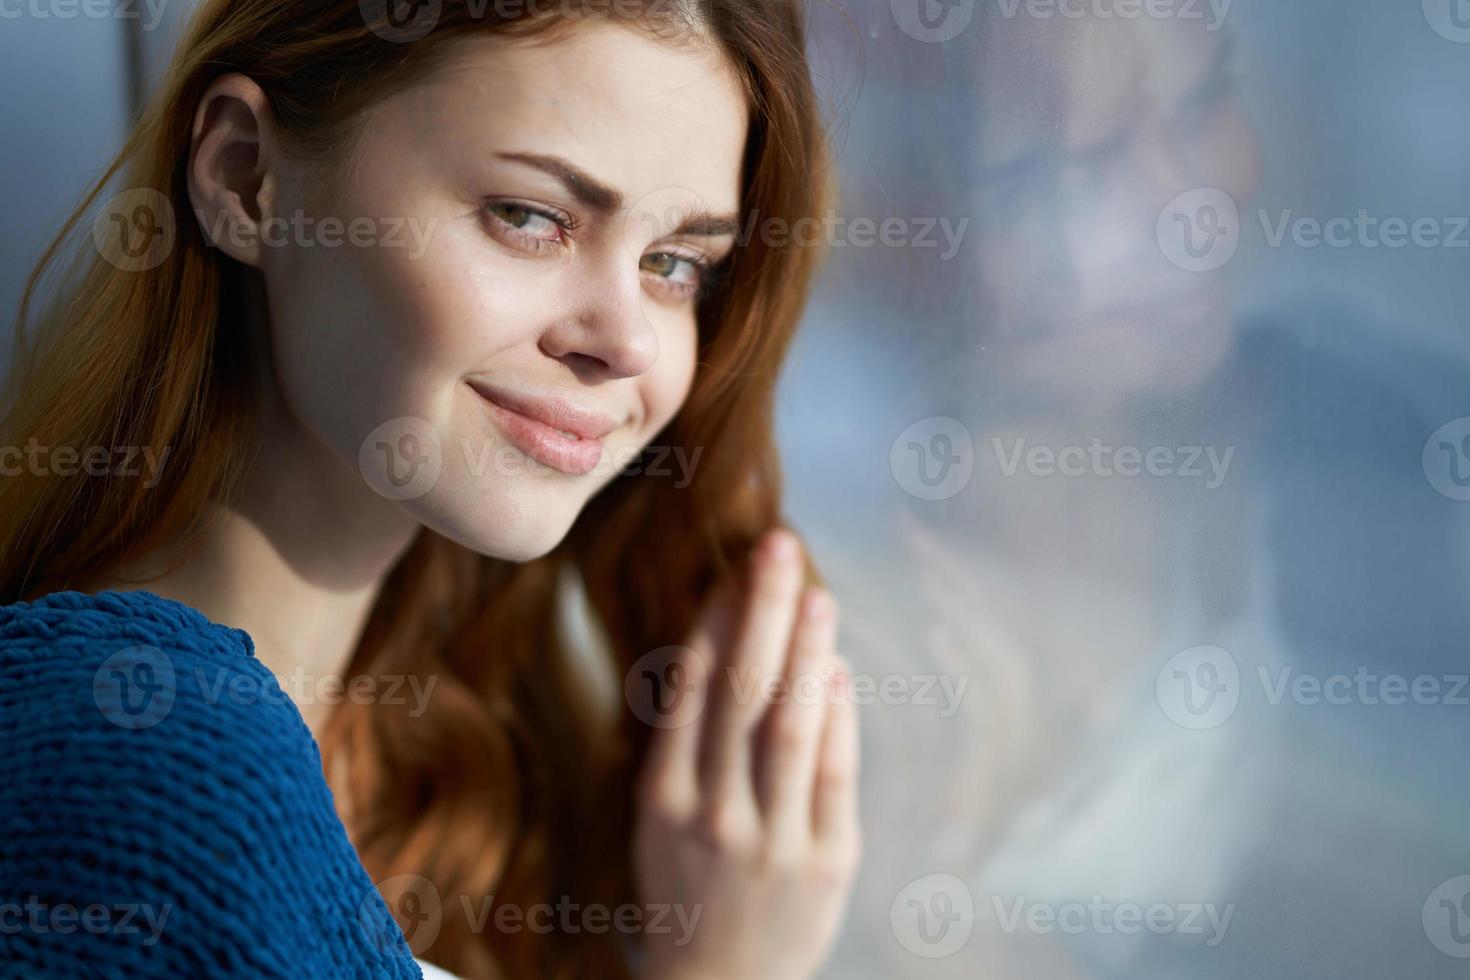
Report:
186,73,278,268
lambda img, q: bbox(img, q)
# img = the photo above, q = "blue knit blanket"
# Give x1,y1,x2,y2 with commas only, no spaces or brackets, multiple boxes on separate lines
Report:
0,589,423,978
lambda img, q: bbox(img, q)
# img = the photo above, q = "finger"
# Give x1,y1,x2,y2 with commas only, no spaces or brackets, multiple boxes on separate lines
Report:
759,587,838,844
638,637,715,820
687,573,739,656
638,576,739,816
702,528,805,805
813,656,860,847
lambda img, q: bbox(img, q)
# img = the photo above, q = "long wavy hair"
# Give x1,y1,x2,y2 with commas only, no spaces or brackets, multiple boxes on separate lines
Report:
1,1,834,975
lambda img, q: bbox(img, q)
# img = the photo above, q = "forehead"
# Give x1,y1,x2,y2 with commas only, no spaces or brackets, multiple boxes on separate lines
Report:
366,22,749,214
975,13,1230,166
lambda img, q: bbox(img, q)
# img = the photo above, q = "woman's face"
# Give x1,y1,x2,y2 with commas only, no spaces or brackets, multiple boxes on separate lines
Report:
973,14,1259,403
257,23,747,560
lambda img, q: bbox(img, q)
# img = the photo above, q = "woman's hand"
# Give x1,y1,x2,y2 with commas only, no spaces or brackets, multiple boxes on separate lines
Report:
633,528,862,980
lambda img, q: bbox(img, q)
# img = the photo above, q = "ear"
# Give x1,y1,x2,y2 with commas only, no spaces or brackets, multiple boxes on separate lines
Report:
186,72,281,268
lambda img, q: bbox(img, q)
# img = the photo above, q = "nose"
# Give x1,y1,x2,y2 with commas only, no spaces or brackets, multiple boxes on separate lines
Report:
1062,121,1191,280
538,258,660,381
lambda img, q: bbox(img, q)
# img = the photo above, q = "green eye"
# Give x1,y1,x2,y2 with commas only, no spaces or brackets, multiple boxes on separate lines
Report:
641,253,678,276
481,200,565,248
490,203,533,228
638,251,710,303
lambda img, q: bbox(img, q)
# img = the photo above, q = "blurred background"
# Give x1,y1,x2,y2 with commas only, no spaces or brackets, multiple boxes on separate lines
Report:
5,0,1470,977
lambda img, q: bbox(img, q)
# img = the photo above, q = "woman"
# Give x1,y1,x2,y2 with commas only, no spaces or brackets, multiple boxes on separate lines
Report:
0,1,862,978
801,7,1260,975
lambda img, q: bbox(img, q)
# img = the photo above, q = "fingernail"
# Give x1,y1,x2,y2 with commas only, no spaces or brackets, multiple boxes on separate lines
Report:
764,529,798,563
828,657,850,694
804,587,833,620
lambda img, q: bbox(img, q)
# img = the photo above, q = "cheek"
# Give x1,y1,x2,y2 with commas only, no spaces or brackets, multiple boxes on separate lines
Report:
322,220,538,370
263,213,541,469
1196,106,1260,202
979,237,1042,321
351,220,523,376
642,315,701,432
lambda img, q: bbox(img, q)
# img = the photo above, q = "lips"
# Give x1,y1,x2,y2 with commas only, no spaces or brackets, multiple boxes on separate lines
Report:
467,381,620,477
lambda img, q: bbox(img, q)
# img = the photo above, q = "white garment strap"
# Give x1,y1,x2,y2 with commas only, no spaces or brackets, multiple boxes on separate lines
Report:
414,957,464,980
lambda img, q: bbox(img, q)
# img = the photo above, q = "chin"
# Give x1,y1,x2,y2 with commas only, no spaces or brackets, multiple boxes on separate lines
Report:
402,481,583,563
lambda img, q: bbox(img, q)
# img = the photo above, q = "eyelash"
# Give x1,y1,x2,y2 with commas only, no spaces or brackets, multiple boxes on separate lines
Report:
481,200,719,302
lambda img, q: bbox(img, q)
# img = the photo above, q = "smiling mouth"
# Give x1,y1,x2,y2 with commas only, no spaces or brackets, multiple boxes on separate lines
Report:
466,381,617,477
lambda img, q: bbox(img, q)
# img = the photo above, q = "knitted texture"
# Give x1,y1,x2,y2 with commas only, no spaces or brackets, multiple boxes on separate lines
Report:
0,590,423,979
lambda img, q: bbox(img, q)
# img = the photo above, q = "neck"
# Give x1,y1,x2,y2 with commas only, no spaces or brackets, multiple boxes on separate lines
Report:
87,282,423,740
91,445,422,739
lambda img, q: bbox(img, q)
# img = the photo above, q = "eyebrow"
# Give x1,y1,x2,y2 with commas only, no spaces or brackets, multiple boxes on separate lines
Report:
496,151,742,237
976,34,1237,183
